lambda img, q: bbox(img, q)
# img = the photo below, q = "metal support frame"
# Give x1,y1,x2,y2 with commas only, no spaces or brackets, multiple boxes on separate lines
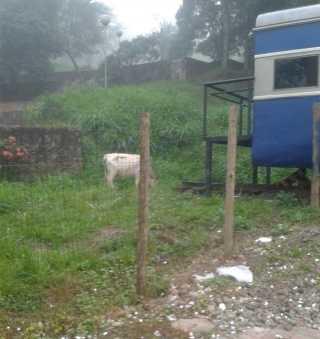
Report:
203,77,255,196
205,141,212,196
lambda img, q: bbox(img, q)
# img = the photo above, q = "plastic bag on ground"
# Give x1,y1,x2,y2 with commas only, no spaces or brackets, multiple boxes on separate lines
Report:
217,265,253,283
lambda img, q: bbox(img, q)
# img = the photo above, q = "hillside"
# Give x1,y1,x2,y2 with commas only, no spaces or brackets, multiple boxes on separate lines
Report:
0,81,318,338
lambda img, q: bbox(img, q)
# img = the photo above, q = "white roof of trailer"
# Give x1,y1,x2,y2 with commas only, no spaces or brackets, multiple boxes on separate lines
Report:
256,4,320,28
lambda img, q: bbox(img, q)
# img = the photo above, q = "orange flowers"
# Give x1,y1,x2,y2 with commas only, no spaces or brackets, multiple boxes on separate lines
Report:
0,136,28,180
1,150,13,158
0,136,28,161
9,136,16,145
15,147,28,158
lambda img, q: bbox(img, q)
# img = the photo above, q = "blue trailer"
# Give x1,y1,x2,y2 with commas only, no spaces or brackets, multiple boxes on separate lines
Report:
203,4,320,195
252,4,320,169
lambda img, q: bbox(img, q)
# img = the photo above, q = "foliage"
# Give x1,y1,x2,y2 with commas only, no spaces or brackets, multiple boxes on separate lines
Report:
0,136,28,181
176,0,235,66
101,22,193,77
0,0,63,86
115,34,161,66
274,191,300,208
58,0,120,75
0,0,120,88
165,27,195,60
153,21,194,60
175,0,320,70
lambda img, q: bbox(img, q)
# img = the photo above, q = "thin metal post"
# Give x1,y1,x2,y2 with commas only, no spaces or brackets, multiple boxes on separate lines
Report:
239,99,243,135
116,31,123,84
266,167,271,185
205,141,212,196
252,166,258,184
118,37,121,82
104,27,107,89
100,15,110,89
203,85,207,139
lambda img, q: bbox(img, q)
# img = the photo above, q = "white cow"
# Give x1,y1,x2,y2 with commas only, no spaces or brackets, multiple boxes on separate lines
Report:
103,153,157,188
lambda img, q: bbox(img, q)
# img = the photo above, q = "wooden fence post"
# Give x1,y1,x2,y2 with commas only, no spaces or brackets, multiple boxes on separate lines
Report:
136,112,150,297
311,103,320,207
224,106,238,259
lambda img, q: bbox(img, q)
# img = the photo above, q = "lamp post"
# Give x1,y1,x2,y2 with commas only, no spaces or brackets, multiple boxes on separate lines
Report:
116,30,122,48
100,15,110,89
116,31,123,83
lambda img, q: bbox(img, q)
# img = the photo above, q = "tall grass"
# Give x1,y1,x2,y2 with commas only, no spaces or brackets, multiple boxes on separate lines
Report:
24,81,263,184
24,82,203,153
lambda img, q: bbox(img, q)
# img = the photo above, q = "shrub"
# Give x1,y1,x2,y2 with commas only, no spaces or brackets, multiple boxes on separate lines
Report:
0,136,28,181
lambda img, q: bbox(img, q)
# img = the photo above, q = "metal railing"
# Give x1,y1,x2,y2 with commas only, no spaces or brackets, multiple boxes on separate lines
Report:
203,76,254,139
203,77,254,195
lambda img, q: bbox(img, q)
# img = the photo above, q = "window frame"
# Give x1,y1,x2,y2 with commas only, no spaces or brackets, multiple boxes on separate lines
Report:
273,54,319,91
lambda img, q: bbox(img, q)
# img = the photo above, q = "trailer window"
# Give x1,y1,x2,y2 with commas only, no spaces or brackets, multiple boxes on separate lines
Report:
274,55,318,89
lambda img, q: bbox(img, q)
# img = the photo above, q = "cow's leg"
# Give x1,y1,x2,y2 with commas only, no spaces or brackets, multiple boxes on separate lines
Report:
104,166,108,185
106,169,115,188
135,173,140,187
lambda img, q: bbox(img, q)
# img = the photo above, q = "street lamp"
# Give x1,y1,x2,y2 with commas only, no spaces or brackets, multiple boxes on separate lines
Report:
100,15,110,89
116,31,123,83
116,30,122,47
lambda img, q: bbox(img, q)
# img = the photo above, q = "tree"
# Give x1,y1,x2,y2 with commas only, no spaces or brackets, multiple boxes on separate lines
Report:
116,34,161,66
165,30,194,60
58,0,120,77
176,0,238,68
99,22,194,83
221,0,231,68
155,21,194,60
235,0,320,69
174,0,214,60
175,0,320,71
0,0,120,89
97,34,160,83
0,0,63,85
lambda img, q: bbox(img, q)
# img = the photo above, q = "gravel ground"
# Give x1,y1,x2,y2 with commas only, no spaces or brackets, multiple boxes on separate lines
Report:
89,225,320,339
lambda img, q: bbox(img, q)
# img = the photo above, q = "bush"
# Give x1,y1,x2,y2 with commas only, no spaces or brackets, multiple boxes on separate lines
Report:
0,136,28,181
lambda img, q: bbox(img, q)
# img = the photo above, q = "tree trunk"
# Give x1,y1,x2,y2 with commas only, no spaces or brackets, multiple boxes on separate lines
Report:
243,32,250,71
221,0,230,68
241,3,251,71
65,49,81,81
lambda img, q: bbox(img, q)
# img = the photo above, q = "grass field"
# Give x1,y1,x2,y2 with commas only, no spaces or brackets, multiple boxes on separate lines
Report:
0,81,317,338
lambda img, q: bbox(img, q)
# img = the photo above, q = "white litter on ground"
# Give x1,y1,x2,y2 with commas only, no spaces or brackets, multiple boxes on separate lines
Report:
219,303,226,311
217,265,253,283
193,273,215,281
255,237,272,243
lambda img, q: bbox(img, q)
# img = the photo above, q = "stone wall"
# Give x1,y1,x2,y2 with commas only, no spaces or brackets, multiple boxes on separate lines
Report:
0,111,29,126
170,58,213,81
121,60,171,85
0,126,82,177
185,58,213,78
105,57,214,84
0,58,244,102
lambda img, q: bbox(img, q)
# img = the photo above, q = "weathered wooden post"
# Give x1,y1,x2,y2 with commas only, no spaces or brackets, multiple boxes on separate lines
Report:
311,103,320,207
224,106,238,258
136,112,150,297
